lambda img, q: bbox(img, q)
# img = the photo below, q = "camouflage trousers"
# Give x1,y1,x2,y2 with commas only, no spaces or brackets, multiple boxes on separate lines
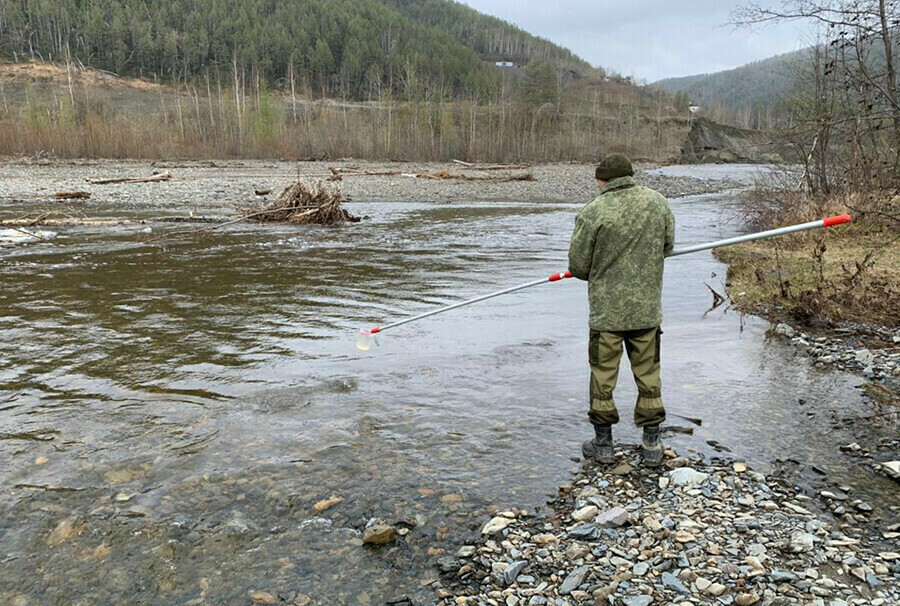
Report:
588,326,666,428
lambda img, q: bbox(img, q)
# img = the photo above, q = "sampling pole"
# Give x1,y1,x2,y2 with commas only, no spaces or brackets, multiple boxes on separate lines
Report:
356,214,852,350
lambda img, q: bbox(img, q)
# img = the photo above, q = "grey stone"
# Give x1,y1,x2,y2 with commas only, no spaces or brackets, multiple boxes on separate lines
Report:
662,571,690,594
632,562,650,576
624,597,653,606
528,598,547,606
595,506,630,528
568,524,599,540
504,560,527,585
775,323,796,338
771,570,797,582
559,565,589,595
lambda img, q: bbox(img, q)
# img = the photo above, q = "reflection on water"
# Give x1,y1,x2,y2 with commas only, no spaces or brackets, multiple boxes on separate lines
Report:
1,176,895,604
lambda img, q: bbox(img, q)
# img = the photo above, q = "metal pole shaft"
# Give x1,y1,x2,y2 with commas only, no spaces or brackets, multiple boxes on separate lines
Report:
366,216,850,335
379,277,549,332
669,219,825,257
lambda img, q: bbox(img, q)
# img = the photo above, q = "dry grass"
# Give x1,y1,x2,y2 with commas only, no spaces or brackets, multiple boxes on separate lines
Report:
0,60,160,91
716,191,900,328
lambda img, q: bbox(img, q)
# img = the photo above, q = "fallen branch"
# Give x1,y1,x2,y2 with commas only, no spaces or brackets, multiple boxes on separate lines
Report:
419,170,536,182
328,167,401,180
0,225,48,240
88,171,173,185
0,218,132,227
51,191,91,200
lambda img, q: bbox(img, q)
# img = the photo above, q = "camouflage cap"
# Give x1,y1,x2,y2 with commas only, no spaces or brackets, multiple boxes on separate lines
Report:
595,154,634,181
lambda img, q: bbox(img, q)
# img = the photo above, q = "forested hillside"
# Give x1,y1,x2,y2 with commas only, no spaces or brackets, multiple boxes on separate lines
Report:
0,0,689,162
653,49,808,129
379,0,593,73
0,0,596,100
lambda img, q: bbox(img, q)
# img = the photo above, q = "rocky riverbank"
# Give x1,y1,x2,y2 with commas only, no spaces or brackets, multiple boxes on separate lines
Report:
772,323,900,383
0,159,741,211
432,447,900,606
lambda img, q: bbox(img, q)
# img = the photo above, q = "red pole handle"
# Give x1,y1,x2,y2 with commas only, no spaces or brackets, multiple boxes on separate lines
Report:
824,214,852,227
548,271,572,282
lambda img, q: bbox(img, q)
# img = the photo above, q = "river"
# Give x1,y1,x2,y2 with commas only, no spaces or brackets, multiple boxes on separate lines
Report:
0,163,894,605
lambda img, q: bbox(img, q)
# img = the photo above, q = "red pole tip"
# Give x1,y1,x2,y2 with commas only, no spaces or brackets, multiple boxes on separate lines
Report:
370,327,381,334
823,214,852,227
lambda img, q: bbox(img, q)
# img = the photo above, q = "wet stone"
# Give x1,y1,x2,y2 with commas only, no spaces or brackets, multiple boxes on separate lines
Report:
362,524,396,545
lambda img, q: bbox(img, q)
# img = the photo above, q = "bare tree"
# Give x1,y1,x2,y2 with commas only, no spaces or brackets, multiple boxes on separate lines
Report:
734,0,900,187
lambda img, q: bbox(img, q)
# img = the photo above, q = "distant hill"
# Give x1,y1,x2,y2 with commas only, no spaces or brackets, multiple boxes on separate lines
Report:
0,0,596,100
652,48,810,128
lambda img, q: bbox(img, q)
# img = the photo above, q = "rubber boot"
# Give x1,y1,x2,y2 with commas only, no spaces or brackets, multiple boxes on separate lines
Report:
582,424,615,464
642,425,663,468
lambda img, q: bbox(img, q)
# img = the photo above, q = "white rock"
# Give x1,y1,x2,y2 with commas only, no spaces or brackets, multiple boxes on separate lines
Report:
790,532,815,553
571,506,599,522
706,583,727,597
482,517,512,535
880,461,900,479
668,468,709,488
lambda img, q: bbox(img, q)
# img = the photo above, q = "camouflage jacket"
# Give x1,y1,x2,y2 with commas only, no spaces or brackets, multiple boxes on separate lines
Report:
568,176,675,332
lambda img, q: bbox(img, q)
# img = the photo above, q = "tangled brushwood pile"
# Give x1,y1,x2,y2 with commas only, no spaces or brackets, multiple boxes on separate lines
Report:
243,179,359,225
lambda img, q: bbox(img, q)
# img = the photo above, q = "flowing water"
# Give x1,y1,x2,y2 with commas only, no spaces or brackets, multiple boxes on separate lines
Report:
0,165,895,605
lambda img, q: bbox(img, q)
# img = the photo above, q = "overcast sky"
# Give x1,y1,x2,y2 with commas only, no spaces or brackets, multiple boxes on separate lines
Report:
457,0,812,82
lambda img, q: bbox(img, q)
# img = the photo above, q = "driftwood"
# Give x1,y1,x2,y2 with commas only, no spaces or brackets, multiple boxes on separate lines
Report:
240,179,358,225
0,218,132,227
88,171,173,185
327,167,401,181
452,159,532,170
326,165,534,182
52,191,91,200
420,170,536,182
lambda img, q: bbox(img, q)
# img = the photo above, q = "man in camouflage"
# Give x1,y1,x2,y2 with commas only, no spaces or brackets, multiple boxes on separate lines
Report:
568,154,675,467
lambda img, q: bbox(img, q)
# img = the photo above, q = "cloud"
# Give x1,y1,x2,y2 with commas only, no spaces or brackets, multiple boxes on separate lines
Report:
457,0,811,81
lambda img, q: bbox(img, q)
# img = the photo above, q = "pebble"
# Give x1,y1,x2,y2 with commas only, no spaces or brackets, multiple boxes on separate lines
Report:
481,517,512,535
595,506,629,528
571,505,598,522
312,496,343,512
46,517,82,546
632,562,649,577
734,593,759,606
558,566,588,595
789,531,815,552
362,524,396,545
661,571,690,594
668,467,709,487
435,445,900,606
